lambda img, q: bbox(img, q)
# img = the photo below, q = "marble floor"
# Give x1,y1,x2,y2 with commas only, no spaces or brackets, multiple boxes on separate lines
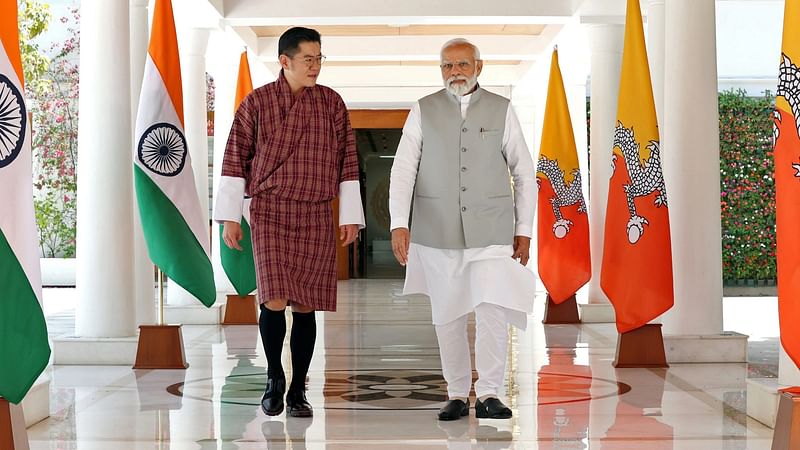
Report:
26,280,779,449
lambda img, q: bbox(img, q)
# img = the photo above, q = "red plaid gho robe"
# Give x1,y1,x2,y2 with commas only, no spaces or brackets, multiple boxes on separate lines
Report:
221,71,359,311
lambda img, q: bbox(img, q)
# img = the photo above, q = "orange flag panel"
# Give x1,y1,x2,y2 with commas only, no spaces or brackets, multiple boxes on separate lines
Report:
536,50,591,303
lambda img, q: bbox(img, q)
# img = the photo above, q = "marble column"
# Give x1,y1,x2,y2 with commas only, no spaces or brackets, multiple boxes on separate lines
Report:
167,28,211,306
130,0,154,326
587,24,624,305
209,35,241,295
74,0,135,338
660,0,724,336
647,0,666,130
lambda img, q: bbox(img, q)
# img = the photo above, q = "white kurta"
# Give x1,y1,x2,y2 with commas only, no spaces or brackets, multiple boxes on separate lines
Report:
390,93,538,329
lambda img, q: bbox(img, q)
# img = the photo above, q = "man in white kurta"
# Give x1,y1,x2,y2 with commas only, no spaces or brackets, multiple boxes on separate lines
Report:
390,39,537,421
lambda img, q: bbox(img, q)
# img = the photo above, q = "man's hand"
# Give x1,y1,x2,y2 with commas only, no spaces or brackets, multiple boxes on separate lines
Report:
222,221,243,251
512,235,531,266
340,224,359,246
391,228,410,266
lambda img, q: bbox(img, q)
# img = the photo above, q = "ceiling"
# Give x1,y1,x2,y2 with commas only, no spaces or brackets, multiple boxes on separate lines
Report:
177,0,633,106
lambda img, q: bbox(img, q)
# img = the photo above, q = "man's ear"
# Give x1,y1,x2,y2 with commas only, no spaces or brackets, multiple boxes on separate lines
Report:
278,54,289,70
475,60,484,77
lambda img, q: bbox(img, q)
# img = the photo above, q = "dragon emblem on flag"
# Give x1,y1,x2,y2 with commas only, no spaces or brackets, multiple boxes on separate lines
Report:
775,53,800,178
611,123,668,244
536,155,587,238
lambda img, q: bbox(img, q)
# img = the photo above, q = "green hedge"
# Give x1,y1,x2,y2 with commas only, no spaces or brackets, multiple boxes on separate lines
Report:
719,89,776,281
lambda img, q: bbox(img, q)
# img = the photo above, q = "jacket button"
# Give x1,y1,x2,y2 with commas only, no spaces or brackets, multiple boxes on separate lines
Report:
462,127,468,133
461,206,467,212
461,167,467,172
461,186,467,191
461,147,467,152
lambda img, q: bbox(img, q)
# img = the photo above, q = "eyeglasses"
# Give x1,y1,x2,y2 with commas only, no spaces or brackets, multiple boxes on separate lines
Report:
440,60,475,71
291,55,327,66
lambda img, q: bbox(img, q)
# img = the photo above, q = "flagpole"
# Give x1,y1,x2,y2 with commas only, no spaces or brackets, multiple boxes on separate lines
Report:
158,269,164,326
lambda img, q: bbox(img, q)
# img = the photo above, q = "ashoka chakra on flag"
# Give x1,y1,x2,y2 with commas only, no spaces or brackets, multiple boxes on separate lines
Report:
0,74,26,168
137,122,188,177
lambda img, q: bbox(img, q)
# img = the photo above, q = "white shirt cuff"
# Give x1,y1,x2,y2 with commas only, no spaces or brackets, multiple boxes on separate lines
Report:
339,180,365,229
514,224,533,238
390,217,409,231
213,176,245,224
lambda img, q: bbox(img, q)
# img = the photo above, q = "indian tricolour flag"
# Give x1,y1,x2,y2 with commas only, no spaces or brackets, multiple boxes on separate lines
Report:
134,0,215,306
220,51,257,297
0,0,51,404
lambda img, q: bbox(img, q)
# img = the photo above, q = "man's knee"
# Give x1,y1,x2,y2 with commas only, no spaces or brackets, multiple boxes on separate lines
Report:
292,303,315,313
262,299,288,311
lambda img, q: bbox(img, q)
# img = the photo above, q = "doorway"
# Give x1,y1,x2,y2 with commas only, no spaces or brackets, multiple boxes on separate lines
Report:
350,110,409,279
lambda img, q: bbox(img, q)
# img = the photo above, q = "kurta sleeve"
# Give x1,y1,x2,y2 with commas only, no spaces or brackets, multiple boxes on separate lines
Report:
334,96,365,228
502,103,537,238
389,103,423,231
214,95,257,224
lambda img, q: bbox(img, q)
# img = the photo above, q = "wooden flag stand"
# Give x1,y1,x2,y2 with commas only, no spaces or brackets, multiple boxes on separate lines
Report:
222,294,258,325
771,389,800,450
613,323,669,368
134,270,188,369
1,398,28,450
542,294,581,324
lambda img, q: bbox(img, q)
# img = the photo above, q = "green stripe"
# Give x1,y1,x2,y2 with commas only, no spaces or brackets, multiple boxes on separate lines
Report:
134,166,216,306
219,218,257,297
0,230,50,404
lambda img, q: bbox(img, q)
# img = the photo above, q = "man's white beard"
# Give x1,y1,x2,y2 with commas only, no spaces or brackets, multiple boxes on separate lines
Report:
445,74,477,96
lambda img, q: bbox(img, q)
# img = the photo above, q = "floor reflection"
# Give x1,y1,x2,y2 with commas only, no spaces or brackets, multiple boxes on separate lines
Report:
25,281,776,449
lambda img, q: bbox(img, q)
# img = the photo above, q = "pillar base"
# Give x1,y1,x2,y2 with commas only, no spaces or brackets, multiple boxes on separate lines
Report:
663,331,748,363
613,324,669,368
578,303,616,323
772,389,800,450
164,302,222,325
20,374,49,427
53,335,138,365
134,325,188,369
1,398,29,450
222,294,258,325
747,377,781,428
542,294,580,324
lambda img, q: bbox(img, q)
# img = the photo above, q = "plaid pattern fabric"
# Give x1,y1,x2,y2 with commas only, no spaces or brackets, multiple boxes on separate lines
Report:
221,71,359,309
222,70,359,200
250,195,337,310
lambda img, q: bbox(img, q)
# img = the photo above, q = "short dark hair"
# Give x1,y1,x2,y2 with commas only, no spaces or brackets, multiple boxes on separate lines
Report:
278,27,321,57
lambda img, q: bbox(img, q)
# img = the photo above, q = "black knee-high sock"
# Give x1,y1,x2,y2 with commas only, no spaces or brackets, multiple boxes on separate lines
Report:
259,305,286,379
289,311,316,392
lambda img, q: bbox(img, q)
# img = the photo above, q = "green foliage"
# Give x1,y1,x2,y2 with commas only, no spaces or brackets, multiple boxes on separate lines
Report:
18,1,80,257
17,0,51,94
719,89,776,280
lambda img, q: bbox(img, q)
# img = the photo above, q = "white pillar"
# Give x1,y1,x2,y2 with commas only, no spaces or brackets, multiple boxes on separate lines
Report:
209,33,241,295
167,28,211,305
647,0,666,131
130,0,154,325
75,0,135,337
587,24,624,305
661,0,723,335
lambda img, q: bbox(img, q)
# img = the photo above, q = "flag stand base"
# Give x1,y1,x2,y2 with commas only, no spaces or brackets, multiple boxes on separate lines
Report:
542,294,580,324
1,398,27,450
222,294,258,325
772,389,800,449
613,324,669,368
133,325,188,369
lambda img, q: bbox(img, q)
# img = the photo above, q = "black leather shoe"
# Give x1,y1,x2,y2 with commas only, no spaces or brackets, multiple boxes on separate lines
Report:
438,399,469,421
286,389,313,418
261,377,286,416
475,397,512,419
